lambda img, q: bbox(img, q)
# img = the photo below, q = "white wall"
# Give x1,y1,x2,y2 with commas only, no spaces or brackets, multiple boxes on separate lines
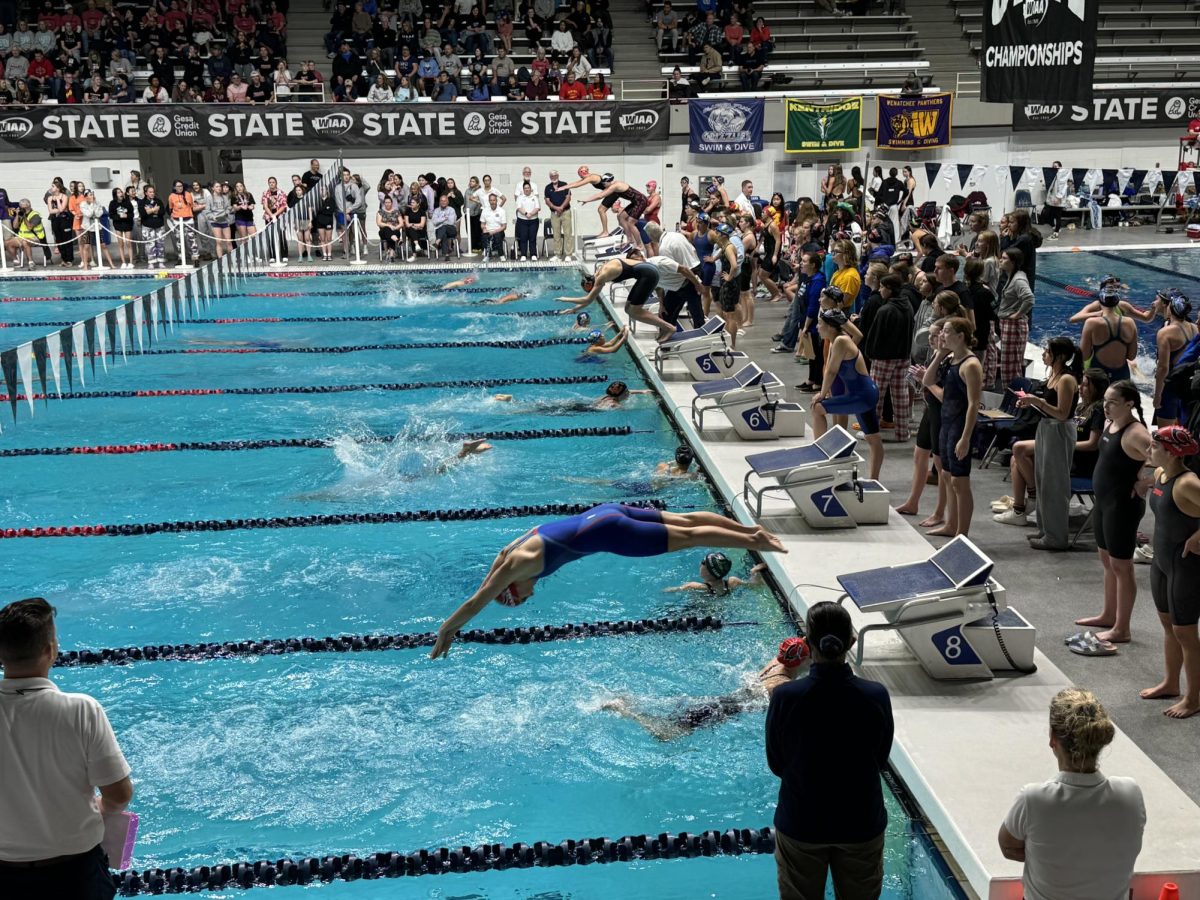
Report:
2,153,141,207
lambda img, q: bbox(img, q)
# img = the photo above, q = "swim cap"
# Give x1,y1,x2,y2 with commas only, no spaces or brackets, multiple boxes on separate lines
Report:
715,176,725,184
702,551,732,581
706,183,719,195
819,308,848,328
646,180,657,192
576,311,591,327
1172,293,1193,320
1098,288,1121,308
1100,274,1120,287
822,285,846,306
577,166,589,178
713,222,734,236
696,211,710,223
777,637,810,668
606,380,628,398
599,173,615,187
674,445,694,469
495,583,527,607
1154,425,1200,457
587,329,604,344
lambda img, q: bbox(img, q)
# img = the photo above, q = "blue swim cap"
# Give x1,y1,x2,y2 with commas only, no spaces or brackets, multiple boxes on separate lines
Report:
576,311,591,327
713,222,734,236
587,329,604,344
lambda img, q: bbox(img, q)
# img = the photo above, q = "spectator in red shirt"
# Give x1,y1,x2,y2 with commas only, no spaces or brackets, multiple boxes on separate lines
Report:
722,12,743,54
587,72,610,99
59,7,82,30
750,16,772,53
27,49,54,87
37,9,60,30
80,0,105,31
163,1,188,30
558,70,586,100
233,4,256,35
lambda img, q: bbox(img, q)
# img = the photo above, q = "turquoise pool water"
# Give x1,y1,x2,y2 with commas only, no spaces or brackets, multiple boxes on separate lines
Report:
0,269,962,898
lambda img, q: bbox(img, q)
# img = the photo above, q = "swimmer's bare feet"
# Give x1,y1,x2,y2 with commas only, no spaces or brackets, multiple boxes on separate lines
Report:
752,528,787,553
1139,680,1180,700
1165,698,1200,719
1094,629,1130,644
895,504,918,516
458,439,493,457
656,327,677,343
492,394,514,402
927,526,957,537
600,698,629,713
919,515,944,528
1075,615,1114,628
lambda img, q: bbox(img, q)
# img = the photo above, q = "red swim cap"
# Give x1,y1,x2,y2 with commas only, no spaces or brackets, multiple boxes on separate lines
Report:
577,166,590,178
777,637,810,668
495,583,527,607
1154,425,1200,458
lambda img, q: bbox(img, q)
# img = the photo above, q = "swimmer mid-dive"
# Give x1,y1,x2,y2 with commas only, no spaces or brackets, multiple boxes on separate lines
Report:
491,380,651,411
601,638,809,740
664,552,766,597
441,274,479,290
430,504,787,658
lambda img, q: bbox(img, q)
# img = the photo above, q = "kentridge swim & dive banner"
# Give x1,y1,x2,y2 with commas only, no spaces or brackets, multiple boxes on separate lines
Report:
981,0,1098,104
0,101,670,149
784,98,862,154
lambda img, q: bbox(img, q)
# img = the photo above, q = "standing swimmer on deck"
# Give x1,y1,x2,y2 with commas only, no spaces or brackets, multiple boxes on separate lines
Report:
430,504,787,657
810,309,885,481
556,258,679,342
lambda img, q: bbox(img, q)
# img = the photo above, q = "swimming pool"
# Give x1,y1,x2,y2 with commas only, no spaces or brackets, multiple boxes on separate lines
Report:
0,268,963,898
1034,247,1200,384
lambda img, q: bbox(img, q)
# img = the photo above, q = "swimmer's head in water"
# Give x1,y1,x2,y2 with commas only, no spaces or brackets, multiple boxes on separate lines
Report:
464,274,478,285
702,552,732,582
1098,288,1121,308
777,637,810,668
576,311,591,327
587,329,605,344
606,380,628,398
495,579,536,607
674,445,694,470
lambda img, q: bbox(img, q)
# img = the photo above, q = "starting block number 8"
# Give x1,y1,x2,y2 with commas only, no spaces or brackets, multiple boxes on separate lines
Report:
931,626,982,666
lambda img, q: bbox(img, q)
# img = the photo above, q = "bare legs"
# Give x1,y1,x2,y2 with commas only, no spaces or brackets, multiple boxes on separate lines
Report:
661,510,786,553
718,305,739,350
1009,439,1035,510
897,447,933,514
1142,613,1200,718
627,300,680,342
1076,550,1135,642
929,474,973,537
618,212,645,253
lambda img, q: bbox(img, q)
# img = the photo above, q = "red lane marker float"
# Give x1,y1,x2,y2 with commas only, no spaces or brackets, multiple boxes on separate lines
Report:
266,272,304,278
42,275,103,281
1065,285,1095,297
247,292,302,297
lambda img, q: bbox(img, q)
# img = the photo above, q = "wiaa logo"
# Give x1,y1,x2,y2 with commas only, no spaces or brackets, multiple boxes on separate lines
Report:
311,113,355,137
889,109,940,139
0,117,34,139
617,108,660,132
990,0,1086,27
1022,103,1064,122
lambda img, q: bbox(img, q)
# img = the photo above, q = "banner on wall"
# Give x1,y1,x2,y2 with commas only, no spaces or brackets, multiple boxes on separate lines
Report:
688,99,764,153
876,93,953,150
0,101,670,149
784,98,862,154
1014,91,1200,130
982,0,1098,103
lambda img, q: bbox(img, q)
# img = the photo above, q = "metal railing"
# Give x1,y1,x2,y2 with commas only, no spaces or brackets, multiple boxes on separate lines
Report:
954,72,981,99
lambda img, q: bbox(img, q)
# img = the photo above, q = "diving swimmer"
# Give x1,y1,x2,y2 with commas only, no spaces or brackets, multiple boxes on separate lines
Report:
601,637,809,740
430,504,787,658
557,257,679,342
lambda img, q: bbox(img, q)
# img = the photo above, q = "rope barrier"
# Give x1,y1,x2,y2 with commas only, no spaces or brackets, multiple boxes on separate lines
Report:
0,499,665,539
109,826,777,892
0,374,607,404
123,338,590,356
0,425,635,458
56,616,752,668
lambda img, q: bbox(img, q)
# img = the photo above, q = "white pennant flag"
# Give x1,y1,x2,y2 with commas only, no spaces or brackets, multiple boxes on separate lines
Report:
1144,168,1164,195
941,166,954,188
45,331,62,396
132,301,144,353
968,165,987,188
1083,169,1103,193
115,306,128,359
162,289,174,332
93,314,107,373
16,342,35,414
1117,167,1134,195
994,164,1007,184
71,320,86,386
150,293,160,337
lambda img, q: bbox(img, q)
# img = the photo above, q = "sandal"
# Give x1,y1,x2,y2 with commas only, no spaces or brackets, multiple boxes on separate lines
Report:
796,382,819,393
1066,632,1118,657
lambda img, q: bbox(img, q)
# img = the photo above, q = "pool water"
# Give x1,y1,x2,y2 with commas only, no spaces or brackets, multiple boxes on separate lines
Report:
0,269,962,899
1034,247,1200,385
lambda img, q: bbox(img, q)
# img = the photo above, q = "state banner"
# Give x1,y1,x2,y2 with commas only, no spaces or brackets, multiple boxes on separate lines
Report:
784,98,862,154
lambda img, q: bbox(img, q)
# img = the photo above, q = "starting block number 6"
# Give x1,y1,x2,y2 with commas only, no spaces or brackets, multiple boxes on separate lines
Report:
742,408,770,432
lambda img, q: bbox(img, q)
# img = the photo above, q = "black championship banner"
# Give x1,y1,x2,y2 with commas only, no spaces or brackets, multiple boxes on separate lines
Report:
1014,91,1200,131
982,0,1098,104
0,101,670,149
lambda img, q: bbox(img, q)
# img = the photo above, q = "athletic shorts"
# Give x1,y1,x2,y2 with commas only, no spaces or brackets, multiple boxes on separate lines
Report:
700,261,717,286
622,190,649,221
601,194,619,210
1155,390,1186,423
622,261,661,306
738,256,754,291
718,277,740,312
915,400,942,453
939,420,971,477
821,381,881,435
1092,497,1145,560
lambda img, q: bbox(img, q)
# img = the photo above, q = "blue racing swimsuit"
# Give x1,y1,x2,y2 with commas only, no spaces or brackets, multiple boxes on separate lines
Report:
512,503,668,579
820,351,880,434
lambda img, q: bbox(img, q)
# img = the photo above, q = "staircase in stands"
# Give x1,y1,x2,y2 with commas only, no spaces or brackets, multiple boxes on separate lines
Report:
903,0,979,94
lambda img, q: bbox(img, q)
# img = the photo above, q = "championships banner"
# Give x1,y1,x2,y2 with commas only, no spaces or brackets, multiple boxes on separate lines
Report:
876,93,953,150
688,99,764,154
1014,91,1200,131
0,101,670,149
982,0,1098,104
784,98,862,154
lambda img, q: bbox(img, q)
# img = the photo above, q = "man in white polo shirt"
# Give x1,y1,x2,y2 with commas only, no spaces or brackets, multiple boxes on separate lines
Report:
645,221,704,327
0,597,133,899
479,193,508,260
733,179,756,217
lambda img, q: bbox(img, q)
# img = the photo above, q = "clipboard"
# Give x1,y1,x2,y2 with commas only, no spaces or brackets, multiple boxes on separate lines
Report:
101,811,139,870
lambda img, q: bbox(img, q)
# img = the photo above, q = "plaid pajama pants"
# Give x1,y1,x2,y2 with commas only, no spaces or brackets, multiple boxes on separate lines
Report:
999,316,1029,388
871,357,912,440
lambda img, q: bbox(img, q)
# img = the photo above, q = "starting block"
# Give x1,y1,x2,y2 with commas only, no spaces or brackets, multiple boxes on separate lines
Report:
690,364,784,432
743,426,888,525
835,536,1036,680
654,317,727,374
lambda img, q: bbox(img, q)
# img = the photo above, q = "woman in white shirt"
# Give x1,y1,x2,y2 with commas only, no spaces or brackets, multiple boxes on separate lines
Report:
564,46,590,81
998,688,1145,900
393,75,418,102
273,60,293,100
513,182,540,261
367,74,393,102
77,189,103,271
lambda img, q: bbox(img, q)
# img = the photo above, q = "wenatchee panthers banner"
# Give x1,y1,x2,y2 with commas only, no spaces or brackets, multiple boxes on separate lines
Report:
876,93,953,150
982,0,1098,103
688,99,764,153
1014,91,1200,131
784,98,862,154
0,101,670,149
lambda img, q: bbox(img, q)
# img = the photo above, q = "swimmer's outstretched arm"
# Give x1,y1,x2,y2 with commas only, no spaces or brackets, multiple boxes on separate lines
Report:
1068,301,1101,323
589,328,629,355
430,551,541,659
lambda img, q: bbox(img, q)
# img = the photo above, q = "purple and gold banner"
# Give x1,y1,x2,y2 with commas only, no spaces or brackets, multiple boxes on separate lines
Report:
876,93,953,150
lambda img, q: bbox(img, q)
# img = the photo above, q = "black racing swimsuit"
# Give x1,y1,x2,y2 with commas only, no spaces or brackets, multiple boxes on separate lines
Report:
1090,421,1146,560
1149,473,1200,625
615,259,661,306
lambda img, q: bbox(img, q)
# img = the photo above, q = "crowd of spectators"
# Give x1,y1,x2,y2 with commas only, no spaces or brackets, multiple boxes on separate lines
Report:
0,0,303,104
652,0,775,94
323,0,613,102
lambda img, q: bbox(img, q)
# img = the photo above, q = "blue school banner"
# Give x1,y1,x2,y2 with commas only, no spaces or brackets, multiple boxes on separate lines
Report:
689,99,765,153
876,93,953,150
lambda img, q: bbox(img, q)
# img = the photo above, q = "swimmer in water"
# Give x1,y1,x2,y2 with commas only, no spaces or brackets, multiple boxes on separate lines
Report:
664,552,767,596
582,327,629,356
572,311,594,331
183,339,285,349
430,504,788,658
291,438,492,501
479,291,529,305
441,274,479,290
491,380,651,411
655,445,700,479
601,638,809,740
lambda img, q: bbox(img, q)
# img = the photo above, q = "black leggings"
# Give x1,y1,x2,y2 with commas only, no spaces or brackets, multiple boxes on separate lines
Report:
1044,204,1063,232
51,211,75,263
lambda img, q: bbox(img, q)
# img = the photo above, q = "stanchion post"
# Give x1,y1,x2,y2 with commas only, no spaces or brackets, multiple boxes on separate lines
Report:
175,219,194,270
269,222,287,269
350,218,366,266
0,221,11,273
92,222,107,272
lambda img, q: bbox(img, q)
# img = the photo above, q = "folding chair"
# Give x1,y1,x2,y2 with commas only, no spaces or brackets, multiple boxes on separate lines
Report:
1069,477,1095,548
976,377,1033,469
539,219,555,258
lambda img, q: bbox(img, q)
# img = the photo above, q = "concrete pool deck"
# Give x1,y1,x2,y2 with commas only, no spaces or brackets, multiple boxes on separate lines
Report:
604,289,1200,900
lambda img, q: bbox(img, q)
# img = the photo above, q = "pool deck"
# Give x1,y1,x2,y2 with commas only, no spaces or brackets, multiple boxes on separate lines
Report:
603,289,1200,900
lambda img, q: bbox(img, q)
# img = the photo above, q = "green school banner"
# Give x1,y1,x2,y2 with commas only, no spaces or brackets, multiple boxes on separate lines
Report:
784,97,863,154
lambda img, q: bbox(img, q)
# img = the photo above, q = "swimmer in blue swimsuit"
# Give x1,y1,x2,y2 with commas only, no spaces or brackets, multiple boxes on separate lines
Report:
430,504,787,658
810,309,885,480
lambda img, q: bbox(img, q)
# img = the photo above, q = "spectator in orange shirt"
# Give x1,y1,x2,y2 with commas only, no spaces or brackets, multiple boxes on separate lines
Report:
722,12,743,54
167,180,200,262
558,70,586,100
